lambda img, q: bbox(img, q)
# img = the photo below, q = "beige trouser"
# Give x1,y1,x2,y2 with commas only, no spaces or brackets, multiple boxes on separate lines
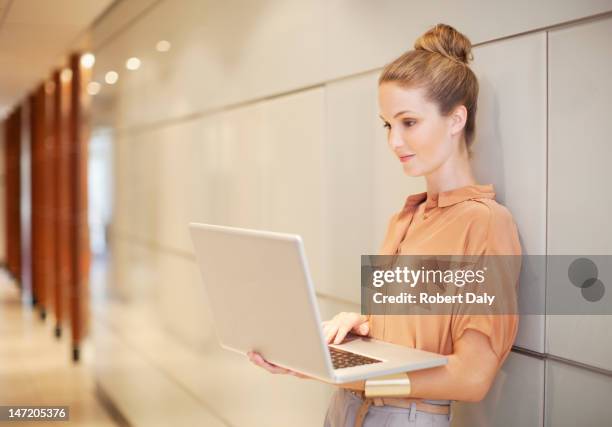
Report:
324,388,452,427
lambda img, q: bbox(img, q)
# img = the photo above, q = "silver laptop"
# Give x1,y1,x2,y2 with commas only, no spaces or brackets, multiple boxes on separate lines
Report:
188,222,447,384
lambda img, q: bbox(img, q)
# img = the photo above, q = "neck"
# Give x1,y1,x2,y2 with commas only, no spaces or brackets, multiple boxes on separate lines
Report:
424,144,476,195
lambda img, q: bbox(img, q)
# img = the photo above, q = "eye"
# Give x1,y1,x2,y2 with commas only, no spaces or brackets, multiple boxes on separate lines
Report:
381,120,416,130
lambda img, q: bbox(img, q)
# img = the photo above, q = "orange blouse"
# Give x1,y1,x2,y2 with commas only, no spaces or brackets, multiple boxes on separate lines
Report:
367,183,522,368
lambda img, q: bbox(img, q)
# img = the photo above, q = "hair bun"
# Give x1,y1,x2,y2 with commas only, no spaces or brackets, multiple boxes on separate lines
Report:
414,23,474,65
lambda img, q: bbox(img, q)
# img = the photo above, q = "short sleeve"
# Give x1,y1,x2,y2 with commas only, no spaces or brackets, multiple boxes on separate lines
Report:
451,313,518,366
451,200,522,366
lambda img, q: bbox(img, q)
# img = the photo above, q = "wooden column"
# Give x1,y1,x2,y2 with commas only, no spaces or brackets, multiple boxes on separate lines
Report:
30,88,46,315
3,54,90,363
68,53,91,362
56,69,72,340
43,79,59,333
4,107,22,283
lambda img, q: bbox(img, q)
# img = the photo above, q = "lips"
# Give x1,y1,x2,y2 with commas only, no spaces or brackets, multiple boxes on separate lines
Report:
399,154,415,162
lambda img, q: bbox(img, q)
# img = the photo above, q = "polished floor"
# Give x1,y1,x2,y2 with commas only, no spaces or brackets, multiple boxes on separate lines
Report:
0,270,118,426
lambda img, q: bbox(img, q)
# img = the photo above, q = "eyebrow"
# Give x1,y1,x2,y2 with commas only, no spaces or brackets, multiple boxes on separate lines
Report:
378,110,417,121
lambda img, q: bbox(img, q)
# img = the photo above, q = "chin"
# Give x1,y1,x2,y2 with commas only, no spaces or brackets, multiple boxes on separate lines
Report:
402,165,423,177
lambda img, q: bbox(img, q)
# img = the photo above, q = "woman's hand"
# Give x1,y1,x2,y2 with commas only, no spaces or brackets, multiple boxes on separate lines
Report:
322,312,369,344
246,312,369,381
246,351,311,379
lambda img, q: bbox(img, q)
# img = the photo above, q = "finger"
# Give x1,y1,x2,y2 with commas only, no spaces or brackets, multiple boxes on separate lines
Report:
358,322,369,334
250,352,292,374
334,325,351,344
249,351,267,364
251,352,271,366
289,371,309,379
250,352,275,368
269,365,291,374
325,324,339,343
352,322,369,335
265,361,291,374
322,323,332,337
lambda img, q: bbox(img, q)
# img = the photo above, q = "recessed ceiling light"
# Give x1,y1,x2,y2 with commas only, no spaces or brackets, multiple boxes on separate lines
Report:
60,68,72,83
80,53,96,68
105,71,119,84
126,57,141,70
156,40,171,52
87,81,101,95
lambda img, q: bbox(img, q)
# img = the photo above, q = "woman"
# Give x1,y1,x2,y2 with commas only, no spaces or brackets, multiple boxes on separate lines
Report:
248,23,521,427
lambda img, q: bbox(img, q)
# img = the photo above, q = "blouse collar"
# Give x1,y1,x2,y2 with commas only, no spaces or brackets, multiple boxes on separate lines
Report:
403,183,496,212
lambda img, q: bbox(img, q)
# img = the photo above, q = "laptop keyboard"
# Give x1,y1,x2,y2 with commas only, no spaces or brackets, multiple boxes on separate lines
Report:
329,346,383,369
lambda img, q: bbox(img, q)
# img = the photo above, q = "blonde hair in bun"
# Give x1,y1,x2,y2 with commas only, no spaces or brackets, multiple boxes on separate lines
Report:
379,23,479,156
414,23,474,65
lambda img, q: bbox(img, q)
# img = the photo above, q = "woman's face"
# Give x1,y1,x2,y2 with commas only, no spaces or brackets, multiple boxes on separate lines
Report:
378,82,465,176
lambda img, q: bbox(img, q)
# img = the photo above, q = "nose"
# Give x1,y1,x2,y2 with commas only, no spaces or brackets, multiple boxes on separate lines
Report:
388,129,405,149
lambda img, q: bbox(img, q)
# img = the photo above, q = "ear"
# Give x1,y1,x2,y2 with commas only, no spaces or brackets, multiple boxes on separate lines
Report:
449,104,468,136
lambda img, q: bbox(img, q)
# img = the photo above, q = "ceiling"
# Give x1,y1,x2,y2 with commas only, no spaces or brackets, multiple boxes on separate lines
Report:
0,0,116,118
